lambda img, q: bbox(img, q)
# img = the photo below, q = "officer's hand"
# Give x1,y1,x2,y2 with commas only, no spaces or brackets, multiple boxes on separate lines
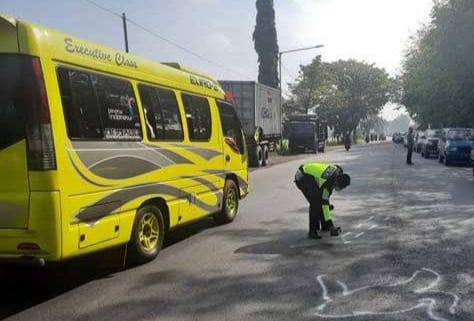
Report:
329,204,334,210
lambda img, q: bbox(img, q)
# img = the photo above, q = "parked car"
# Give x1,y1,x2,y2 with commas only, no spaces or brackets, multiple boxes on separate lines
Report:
471,144,474,180
415,131,426,153
438,128,473,166
392,132,402,143
420,129,441,158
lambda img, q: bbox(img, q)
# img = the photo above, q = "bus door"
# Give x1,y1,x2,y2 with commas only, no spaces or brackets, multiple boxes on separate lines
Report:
217,100,246,172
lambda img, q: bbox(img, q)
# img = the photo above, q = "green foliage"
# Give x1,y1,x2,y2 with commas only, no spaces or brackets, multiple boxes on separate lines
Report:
288,56,330,114
253,0,279,88
402,0,474,128
386,114,411,134
288,58,395,138
275,139,290,155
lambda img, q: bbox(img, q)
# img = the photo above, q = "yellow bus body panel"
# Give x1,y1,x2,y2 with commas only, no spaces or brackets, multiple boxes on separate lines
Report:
0,15,249,262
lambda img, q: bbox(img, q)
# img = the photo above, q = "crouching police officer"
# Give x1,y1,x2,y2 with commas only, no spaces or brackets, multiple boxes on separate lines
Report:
294,162,351,239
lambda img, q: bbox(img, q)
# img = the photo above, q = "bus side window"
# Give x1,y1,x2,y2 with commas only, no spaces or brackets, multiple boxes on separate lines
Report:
217,101,244,154
57,68,102,139
181,93,212,142
94,75,142,141
138,84,183,141
57,67,142,141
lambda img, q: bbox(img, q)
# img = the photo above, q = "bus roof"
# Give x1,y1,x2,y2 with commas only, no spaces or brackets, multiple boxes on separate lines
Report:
1,14,225,98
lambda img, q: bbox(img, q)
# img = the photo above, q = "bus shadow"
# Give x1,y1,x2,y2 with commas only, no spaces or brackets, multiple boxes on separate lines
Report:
0,218,218,319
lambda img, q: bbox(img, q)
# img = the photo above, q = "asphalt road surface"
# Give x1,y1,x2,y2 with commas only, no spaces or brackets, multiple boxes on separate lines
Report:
1,142,473,321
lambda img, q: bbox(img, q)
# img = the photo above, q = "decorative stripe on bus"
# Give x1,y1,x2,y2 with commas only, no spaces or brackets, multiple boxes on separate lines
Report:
68,153,113,187
202,169,249,191
68,141,222,180
76,183,222,222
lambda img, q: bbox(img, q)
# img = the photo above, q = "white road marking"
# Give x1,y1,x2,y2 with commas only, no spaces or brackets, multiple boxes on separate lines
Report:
314,268,461,321
354,232,365,238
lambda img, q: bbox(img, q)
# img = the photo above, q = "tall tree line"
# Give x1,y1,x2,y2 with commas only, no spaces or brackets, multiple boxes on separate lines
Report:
253,0,279,88
401,0,474,128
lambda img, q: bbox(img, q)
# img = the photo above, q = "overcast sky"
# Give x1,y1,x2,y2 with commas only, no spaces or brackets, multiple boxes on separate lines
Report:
0,0,433,120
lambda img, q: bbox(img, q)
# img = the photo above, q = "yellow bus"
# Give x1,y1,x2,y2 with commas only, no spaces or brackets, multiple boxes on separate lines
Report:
0,15,248,265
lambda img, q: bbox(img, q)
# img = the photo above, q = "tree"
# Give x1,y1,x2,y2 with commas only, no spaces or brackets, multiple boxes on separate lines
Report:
288,56,330,115
402,0,474,128
322,60,393,139
288,59,394,141
253,0,279,88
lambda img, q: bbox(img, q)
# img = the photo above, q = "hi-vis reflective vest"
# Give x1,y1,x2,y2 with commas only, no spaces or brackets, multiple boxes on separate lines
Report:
301,162,341,222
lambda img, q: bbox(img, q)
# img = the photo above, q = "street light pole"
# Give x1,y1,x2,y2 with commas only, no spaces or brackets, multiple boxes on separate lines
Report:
277,44,324,140
278,44,324,89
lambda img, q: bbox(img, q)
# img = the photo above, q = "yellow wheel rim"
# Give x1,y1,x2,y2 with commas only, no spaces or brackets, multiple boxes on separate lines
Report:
226,188,237,217
139,213,159,253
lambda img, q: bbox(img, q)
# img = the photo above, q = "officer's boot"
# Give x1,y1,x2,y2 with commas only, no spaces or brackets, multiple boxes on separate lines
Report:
326,220,342,237
308,230,322,239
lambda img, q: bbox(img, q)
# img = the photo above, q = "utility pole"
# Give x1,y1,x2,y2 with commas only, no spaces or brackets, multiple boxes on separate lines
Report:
122,13,129,53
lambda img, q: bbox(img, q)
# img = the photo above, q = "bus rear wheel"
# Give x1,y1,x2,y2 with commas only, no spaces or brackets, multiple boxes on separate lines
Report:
214,179,239,224
129,205,164,264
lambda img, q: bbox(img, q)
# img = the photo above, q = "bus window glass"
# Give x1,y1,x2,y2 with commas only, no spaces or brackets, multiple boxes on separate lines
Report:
58,69,102,139
95,75,141,141
57,67,142,141
217,101,244,154
182,94,212,141
0,56,26,149
138,85,183,141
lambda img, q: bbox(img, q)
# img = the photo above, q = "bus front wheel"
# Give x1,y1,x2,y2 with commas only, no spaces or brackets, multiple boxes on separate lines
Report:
129,205,165,264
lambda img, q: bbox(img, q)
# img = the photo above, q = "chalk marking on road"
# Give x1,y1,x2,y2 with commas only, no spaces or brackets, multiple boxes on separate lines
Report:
384,217,391,221
316,275,331,310
367,216,374,222
313,268,460,321
355,223,363,228
341,232,352,244
354,232,365,238
414,268,441,293
368,224,378,230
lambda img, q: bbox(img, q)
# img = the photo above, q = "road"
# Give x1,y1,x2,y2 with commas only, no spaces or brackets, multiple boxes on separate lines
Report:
1,142,473,321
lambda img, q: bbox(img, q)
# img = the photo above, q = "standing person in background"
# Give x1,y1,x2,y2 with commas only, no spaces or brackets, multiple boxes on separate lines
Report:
406,127,415,165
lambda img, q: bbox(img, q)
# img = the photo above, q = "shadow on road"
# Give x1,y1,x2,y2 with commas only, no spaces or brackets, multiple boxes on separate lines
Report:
0,218,218,320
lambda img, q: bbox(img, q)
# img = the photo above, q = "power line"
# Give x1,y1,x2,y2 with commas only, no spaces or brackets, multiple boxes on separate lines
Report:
83,0,250,79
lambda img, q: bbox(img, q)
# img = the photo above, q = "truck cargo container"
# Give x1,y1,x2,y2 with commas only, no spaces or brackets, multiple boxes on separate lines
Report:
219,81,282,167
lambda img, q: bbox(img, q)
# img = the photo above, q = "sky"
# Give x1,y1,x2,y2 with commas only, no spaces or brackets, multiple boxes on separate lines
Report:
0,0,434,120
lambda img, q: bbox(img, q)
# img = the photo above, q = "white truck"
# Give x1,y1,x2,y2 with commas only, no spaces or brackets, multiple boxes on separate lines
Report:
219,81,282,167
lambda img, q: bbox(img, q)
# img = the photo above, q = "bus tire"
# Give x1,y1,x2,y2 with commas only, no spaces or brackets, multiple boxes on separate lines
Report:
128,205,164,264
214,179,239,225
262,145,269,166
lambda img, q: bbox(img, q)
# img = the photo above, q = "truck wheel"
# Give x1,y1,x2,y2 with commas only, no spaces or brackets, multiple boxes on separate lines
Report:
128,205,164,265
319,146,325,153
255,145,263,167
214,179,239,224
262,145,269,166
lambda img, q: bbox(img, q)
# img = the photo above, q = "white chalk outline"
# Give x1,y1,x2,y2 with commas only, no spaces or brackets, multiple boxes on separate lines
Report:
315,268,460,321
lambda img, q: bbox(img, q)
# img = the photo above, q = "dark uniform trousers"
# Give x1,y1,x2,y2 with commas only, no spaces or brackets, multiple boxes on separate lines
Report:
295,173,327,232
